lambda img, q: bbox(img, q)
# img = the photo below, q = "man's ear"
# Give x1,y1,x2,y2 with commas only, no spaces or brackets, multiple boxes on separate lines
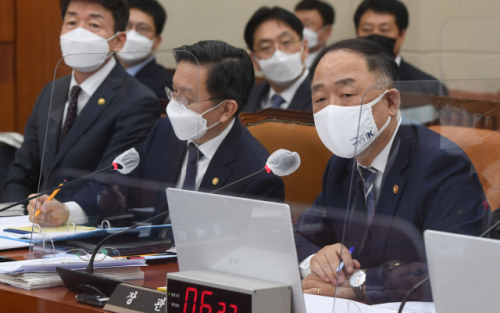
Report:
152,35,162,51
112,31,127,52
220,100,238,123
250,51,261,72
387,88,400,117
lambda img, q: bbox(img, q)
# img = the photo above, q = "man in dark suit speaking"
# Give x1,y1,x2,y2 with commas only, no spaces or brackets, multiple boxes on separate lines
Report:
116,0,173,100
294,39,489,303
243,7,312,113
27,40,285,226
3,0,160,204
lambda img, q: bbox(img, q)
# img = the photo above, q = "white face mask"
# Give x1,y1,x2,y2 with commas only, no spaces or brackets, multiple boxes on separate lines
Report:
303,27,327,49
167,99,226,141
60,28,117,72
117,30,155,63
255,45,305,86
314,90,391,158
303,28,319,49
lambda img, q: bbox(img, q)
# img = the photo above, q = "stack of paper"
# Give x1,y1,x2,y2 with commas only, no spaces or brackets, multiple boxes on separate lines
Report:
0,256,147,290
0,267,144,290
0,203,25,217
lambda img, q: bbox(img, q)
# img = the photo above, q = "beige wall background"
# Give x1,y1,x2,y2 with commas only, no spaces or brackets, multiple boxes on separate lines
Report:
156,0,500,82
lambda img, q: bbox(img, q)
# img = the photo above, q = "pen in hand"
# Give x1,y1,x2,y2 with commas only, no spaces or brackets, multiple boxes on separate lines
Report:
34,180,66,218
336,246,355,273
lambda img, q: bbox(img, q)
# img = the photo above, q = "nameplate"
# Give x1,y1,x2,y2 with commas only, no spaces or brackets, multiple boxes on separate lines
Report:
104,283,166,313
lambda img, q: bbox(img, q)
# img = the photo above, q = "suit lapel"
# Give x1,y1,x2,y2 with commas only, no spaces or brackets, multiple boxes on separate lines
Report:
199,120,242,191
341,159,371,256
288,79,312,111
135,59,156,83
43,76,71,175
51,64,124,170
245,82,269,112
371,123,414,256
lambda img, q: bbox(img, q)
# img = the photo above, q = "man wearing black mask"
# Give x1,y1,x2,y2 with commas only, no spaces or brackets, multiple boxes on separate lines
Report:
354,0,447,96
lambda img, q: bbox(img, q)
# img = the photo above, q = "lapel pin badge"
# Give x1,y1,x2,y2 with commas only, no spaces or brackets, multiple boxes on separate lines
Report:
98,98,106,105
212,177,219,185
393,185,399,194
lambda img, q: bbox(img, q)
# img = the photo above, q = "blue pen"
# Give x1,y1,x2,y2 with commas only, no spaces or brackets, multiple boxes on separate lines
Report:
336,247,355,272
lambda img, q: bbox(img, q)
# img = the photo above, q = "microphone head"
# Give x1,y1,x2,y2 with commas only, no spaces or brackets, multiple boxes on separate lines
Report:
112,148,140,174
266,149,301,177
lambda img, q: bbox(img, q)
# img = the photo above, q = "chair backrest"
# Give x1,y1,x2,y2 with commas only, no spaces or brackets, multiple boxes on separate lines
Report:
240,109,332,219
429,125,500,210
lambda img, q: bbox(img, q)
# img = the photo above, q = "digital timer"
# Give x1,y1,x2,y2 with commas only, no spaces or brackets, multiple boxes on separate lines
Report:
166,270,291,313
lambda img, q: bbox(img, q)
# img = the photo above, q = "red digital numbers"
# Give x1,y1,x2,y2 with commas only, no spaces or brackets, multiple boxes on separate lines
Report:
200,291,213,313
183,287,239,313
183,287,198,313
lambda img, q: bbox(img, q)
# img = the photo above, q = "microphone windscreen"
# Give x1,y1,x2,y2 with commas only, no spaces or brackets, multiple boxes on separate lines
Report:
112,148,140,174
266,149,301,177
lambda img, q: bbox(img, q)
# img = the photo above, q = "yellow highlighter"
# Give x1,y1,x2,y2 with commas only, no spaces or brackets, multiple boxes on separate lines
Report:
35,181,65,218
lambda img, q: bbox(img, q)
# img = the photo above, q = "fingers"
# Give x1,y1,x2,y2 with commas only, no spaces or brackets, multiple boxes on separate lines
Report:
310,253,334,283
338,245,355,273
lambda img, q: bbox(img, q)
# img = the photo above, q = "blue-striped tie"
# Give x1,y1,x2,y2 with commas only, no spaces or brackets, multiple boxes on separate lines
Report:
360,167,377,224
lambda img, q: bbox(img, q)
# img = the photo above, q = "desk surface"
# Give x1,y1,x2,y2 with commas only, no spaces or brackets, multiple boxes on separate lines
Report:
0,248,179,313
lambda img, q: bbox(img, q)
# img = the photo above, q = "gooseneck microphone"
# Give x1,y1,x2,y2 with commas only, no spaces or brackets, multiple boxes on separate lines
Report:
0,148,140,213
57,149,302,295
398,217,499,313
211,149,301,194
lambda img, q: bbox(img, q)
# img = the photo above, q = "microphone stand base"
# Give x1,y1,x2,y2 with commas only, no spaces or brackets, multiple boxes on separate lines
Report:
56,267,134,297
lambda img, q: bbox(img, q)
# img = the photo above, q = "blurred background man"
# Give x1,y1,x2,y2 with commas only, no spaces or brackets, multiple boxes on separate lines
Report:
116,0,172,100
294,0,335,69
354,0,446,95
243,7,312,112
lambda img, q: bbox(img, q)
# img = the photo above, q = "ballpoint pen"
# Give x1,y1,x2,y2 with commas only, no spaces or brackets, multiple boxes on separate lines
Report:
336,246,355,272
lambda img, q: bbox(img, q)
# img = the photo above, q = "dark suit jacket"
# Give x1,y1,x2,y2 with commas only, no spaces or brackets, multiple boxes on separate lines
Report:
243,79,312,113
398,58,448,95
3,62,161,203
135,58,173,100
75,117,285,222
294,118,489,303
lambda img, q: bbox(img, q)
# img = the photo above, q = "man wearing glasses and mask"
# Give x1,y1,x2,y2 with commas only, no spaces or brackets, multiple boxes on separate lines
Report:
27,41,285,226
243,7,312,113
116,0,172,100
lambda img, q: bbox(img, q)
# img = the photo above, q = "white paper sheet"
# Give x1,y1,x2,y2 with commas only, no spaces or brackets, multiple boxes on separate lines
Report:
0,238,29,250
372,302,435,313
303,295,435,313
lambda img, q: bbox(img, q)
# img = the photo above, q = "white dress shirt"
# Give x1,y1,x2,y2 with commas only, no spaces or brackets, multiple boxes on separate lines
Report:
299,116,402,277
261,68,309,110
395,54,402,67
175,118,235,190
125,55,154,77
356,116,402,201
62,57,116,128
63,57,117,224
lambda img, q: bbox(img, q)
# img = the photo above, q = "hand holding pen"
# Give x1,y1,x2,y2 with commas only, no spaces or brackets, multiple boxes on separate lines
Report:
27,181,70,227
309,243,361,284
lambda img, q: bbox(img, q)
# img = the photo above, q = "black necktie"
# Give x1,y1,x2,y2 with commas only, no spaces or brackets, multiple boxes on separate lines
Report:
182,143,204,191
360,167,377,224
60,85,82,146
